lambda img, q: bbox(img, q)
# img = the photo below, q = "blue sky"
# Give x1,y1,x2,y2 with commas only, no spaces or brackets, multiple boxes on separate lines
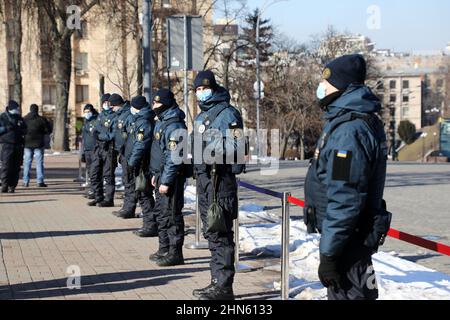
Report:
226,0,450,52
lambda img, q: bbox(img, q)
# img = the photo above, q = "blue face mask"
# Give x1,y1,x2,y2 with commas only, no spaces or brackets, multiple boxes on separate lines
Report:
84,112,93,120
130,107,139,115
196,89,213,102
103,103,111,111
316,83,327,100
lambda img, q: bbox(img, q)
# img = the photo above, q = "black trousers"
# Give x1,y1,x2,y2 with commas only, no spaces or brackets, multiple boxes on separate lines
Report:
121,155,137,213
197,172,238,288
0,143,23,189
154,176,185,253
90,143,117,203
327,240,379,300
85,150,95,195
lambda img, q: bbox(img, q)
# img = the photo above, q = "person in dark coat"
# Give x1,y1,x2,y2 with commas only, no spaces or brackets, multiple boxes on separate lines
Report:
304,54,389,300
22,104,52,187
0,100,27,193
81,104,99,199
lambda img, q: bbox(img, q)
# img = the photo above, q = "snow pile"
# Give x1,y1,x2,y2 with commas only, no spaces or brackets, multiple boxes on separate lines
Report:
239,220,450,300
239,204,279,224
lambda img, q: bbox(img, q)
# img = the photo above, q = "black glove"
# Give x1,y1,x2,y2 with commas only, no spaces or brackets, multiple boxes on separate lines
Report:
318,254,341,291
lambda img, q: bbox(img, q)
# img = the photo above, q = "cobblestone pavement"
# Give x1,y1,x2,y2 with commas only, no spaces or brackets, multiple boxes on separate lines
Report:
0,154,279,300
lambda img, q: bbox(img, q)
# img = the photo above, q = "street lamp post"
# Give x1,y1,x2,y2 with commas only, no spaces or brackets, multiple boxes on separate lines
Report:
143,0,153,102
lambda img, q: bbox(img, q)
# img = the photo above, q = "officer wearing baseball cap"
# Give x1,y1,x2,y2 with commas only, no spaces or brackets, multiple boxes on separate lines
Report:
304,54,390,300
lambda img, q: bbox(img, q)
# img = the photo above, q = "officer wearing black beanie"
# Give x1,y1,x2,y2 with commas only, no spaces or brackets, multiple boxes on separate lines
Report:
304,54,389,301
123,95,158,237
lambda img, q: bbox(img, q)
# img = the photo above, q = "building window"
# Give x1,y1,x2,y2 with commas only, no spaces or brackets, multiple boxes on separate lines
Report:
75,52,89,72
76,85,89,103
402,107,410,118
390,94,396,103
75,20,88,39
42,85,57,105
403,95,409,103
390,80,396,89
7,51,14,71
402,80,409,89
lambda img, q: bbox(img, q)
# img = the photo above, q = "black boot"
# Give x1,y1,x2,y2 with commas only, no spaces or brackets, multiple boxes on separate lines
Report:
113,209,136,219
87,200,98,207
149,249,169,262
8,188,15,193
156,250,184,267
193,279,218,298
97,200,114,208
199,286,234,300
133,228,158,238
1,186,8,193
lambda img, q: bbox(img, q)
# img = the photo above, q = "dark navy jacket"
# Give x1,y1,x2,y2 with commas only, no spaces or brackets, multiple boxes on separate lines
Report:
81,113,99,152
306,84,388,258
112,102,132,153
0,112,27,145
125,106,155,168
150,106,187,186
94,108,116,144
193,86,244,175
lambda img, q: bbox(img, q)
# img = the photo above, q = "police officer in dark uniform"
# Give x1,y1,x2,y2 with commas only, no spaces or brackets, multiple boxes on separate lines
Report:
191,71,245,301
303,54,390,300
125,96,157,237
108,94,136,218
88,94,117,207
81,104,99,199
0,100,27,193
148,88,188,266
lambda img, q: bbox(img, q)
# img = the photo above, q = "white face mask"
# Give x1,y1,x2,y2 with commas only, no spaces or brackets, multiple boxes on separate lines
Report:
8,109,20,115
84,112,93,120
130,107,139,115
103,103,110,111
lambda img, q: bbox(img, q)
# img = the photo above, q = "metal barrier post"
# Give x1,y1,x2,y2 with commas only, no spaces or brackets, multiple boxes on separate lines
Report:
281,192,291,300
234,179,258,273
185,189,209,250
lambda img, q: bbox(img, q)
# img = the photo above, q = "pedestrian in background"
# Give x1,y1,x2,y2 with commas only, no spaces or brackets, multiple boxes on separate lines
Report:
22,104,52,188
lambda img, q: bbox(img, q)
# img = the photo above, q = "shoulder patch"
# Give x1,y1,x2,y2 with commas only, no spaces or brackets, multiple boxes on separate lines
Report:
332,150,353,181
168,140,178,151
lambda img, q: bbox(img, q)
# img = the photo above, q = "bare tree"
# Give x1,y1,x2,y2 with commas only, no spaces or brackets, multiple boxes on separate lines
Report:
36,0,99,151
0,0,24,105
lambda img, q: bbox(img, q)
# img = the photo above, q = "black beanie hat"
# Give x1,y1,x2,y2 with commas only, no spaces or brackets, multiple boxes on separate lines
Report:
109,94,125,106
84,104,95,112
30,104,39,113
131,96,148,110
323,54,367,91
7,100,19,111
194,70,218,90
153,88,176,108
101,93,111,104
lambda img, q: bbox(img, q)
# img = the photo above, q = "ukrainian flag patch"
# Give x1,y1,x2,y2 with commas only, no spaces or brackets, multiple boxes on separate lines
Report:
337,150,348,158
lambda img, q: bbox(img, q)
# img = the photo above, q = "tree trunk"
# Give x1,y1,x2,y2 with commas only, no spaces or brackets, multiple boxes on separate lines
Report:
280,116,296,159
9,0,23,105
52,35,72,152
